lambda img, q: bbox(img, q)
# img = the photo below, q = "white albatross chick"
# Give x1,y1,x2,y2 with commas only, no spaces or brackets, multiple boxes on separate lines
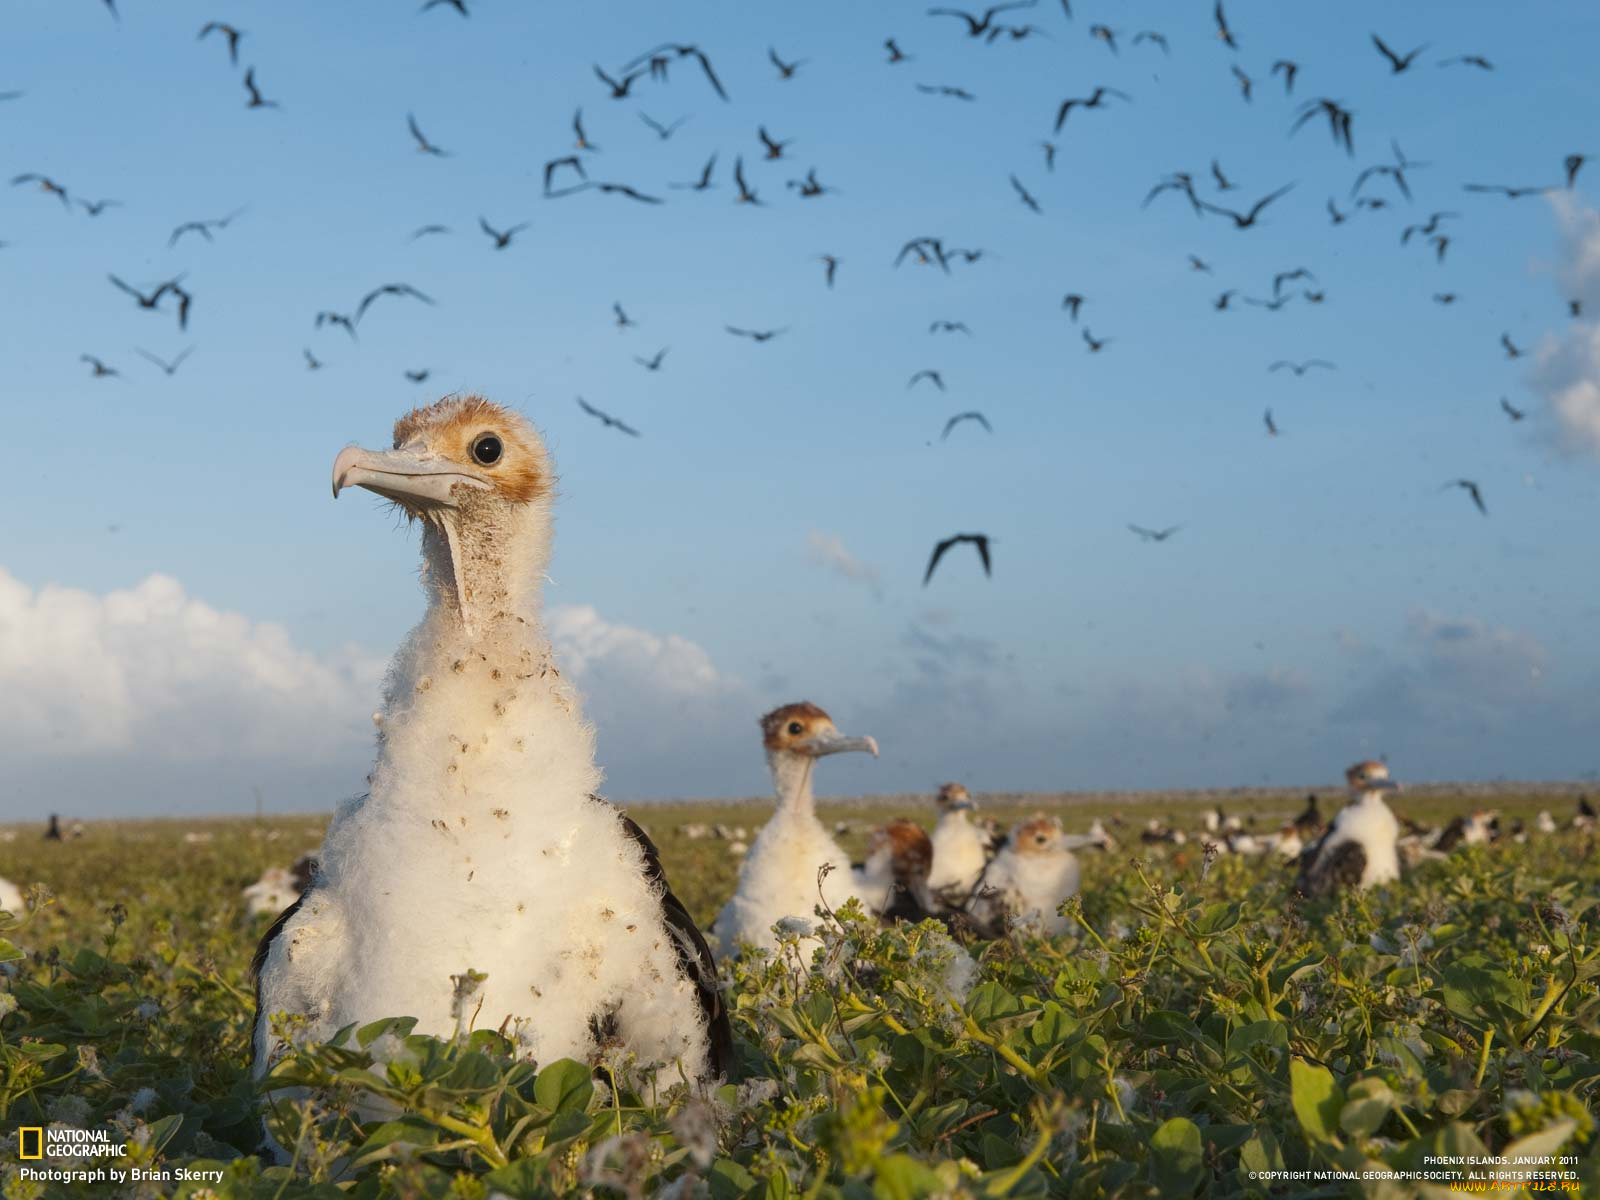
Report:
712,702,878,954
975,815,1080,936
0,875,24,914
251,395,729,1111
926,783,992,906
1294,760,1401,896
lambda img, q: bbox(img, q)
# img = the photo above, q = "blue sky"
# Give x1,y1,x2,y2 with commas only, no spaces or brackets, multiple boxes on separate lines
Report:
3,0,1599,817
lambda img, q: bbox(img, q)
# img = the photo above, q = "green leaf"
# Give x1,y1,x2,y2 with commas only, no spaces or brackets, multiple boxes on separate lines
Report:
482,1158,550,1200
355,1016,417,1048
0,938,23,963
1149,1117,1205,1196
1339,1077,1394,1139
967,983,1022,1024
1502,1119,1577,1162
873,1154,944,1200
533,1058,593,1114
1290,1057,1345,1144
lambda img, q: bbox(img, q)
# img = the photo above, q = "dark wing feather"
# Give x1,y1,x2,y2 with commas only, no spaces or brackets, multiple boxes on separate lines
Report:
1295,837,1365,898
617,813,734,1080
249,891,308,1071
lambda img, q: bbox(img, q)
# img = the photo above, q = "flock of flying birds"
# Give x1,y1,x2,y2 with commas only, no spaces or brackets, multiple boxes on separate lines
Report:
7,0,1591,586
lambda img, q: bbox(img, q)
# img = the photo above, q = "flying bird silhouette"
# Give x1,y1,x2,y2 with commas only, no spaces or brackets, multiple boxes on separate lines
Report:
639,112,689,140
1200,183,1295,229
80,354,119,378
1089,24,1119,55
927,2,1036,39
134,346,194,376
77,197,119,216
1128,524,1180,542
1053,86,1129,132
758,126,793,160
788,168,834,197
479,216,529,249
1213,1,1238,48
1211,159,1236,191
1144,172,1201,215
1291,99,1354,155
420,0,468,14
941,412,992,439
1082,328,1112,352
315,311,358,339
593,64,644,99
732,156,761,205
1231,64,1253,102
356,283,434,323
671,153,718,191
908,369,946,391
613,303,636,330
405,369,431,383
1500,397,1526,422
1263,409,1279,436
1371,34,1428,74
1501,333,1525,359
547,180,664,204
769,47,807,79
1443,479,1487,515
1132,30,1168,54
930,320,970,334
818,254,840,288
923,533,992,585
11,173,70,207
577,396,640,437
1439,54,1493,70
634,347,669,371
620,43,728,101
726,325,787,342
1271,59,1298,93
1463,182,1552,199
543,156,587,193
197,22,244,64
409,223,451,240
884,38,911,63
916,83,976,101
407,113,448,156
1010,174,1042,212
242,66,278,109
1269,359,1336,375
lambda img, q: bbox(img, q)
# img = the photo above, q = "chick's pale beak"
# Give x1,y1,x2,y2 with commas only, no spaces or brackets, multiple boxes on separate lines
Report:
798,731,879,758
331,445,491,510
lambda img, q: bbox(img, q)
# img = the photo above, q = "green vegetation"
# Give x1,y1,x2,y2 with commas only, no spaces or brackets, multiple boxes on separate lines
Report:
1,797,1596,1198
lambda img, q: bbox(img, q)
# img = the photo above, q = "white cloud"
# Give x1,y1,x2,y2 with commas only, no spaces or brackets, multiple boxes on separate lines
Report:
1535,196,1600,456
0,569,763,813
548,604,728,699
806,531,882,597
0,568,383,761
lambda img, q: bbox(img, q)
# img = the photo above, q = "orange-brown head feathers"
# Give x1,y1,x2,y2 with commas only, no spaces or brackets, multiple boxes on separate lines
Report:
391,394,550,507
1011,814,1066,856
936,782,974,812
760,702,835,751
867,819,934,883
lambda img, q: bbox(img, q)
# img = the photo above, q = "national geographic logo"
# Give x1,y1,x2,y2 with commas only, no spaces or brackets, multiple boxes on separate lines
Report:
13,1126,116,1159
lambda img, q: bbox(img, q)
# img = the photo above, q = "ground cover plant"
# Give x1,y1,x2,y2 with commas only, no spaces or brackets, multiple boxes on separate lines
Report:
1,795,1596,1198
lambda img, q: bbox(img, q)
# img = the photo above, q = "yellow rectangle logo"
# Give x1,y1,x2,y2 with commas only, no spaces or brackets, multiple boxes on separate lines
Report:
18,1127,44,1159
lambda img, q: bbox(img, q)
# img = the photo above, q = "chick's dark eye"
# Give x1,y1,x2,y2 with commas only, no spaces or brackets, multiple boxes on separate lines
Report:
787,721,803,736
471,434,503,466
